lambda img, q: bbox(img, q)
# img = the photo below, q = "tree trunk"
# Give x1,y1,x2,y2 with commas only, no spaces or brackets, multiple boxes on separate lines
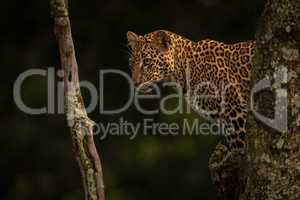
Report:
209,0,300,199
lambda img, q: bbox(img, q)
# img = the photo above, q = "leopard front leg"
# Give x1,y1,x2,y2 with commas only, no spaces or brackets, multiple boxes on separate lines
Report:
218,82,249,152
188,82,249,151
221,102,248,152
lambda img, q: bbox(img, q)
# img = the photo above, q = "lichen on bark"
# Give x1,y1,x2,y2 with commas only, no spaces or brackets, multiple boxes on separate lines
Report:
209,0,300,199
50,0,105,199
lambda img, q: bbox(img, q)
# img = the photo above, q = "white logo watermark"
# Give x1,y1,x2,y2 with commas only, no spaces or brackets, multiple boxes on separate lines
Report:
13,66,288,138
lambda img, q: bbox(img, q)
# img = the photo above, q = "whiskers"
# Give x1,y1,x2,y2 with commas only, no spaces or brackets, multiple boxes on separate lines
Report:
120,44,133,57
120,44,134,71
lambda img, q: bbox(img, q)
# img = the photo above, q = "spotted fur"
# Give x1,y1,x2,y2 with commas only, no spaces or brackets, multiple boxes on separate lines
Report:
127,30,255,151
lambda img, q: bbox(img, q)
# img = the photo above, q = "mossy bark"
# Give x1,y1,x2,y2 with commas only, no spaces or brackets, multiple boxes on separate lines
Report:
50,0,105,199
209,0,300,199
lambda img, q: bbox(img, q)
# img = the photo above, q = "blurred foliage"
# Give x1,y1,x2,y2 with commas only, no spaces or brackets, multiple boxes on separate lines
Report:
0,0,265,199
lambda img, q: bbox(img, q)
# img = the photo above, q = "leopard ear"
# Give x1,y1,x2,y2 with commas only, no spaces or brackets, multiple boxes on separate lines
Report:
127,31,139,48
153,30,172,51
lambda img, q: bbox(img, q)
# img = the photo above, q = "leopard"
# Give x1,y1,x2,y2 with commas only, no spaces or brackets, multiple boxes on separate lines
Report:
127,30,256,151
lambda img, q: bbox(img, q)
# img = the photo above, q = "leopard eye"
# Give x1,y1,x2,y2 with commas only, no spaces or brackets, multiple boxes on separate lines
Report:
143,58,151,66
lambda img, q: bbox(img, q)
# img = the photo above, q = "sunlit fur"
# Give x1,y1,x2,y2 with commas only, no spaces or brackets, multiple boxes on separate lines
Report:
127,30,256,151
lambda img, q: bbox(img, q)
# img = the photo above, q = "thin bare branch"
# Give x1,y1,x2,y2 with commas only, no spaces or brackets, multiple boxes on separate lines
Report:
50,0,105,199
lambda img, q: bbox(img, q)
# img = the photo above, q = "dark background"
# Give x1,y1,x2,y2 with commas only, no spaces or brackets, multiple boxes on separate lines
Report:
1,0,265,199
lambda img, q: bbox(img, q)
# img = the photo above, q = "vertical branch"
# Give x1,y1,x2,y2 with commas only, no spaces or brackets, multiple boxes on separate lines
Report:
50,0,105,199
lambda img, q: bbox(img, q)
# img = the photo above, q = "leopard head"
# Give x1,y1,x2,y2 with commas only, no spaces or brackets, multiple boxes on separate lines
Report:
127,30,176,92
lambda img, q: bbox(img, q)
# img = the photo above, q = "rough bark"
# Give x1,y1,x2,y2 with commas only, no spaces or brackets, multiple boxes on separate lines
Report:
50,0,105,199
209,0,300,199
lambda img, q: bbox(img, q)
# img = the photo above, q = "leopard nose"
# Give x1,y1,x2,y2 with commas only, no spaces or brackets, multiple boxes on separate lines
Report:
134,80,141,87
132,76,141,87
